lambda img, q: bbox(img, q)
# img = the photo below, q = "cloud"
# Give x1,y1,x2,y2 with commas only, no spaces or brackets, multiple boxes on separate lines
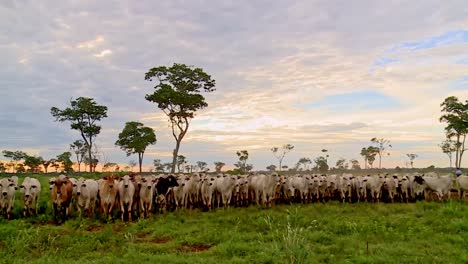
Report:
0,1,467,170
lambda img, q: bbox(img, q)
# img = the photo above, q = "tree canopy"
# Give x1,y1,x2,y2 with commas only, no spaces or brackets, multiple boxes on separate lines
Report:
115,121,156,173
440,96,468,168
51,97,107,172
145,63,215,173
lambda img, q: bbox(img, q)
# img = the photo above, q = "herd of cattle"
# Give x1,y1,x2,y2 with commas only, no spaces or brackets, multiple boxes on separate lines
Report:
0,172,467,223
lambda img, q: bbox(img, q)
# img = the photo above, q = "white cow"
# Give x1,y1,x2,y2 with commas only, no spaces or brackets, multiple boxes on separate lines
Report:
413,174,454,201
118,175,135,221
20,177,41,217
251,173,280,207
214,174,236,208
0,177,17,219
383,175,398,203
365,175,385,202
75,179,99,217
200,175,216,209
456,175,468,200
139,177,155,218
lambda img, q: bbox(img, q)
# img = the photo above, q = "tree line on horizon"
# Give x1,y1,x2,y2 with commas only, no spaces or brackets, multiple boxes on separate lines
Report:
0,63,467,174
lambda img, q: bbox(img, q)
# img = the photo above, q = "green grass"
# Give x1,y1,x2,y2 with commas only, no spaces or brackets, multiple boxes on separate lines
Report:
0,174,467,263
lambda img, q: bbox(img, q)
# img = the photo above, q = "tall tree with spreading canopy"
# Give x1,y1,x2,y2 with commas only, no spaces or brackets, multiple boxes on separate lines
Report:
145,63,216,173
271,144,294,171
24,155,43,173
196,161,208,172
115,121,157,173
296,157,312,171
370,138,392,169
70,140,87,172
440,96,468,168
51,97,108,172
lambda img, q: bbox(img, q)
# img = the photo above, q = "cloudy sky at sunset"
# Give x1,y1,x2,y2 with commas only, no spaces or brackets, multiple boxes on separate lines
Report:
1,1,468,170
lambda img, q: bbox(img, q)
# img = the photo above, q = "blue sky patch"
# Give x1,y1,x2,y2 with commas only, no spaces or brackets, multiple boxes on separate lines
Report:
388,30,468,52
301,91,401,112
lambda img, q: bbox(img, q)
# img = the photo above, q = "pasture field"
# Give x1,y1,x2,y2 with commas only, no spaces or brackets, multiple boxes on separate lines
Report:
0,174,467,263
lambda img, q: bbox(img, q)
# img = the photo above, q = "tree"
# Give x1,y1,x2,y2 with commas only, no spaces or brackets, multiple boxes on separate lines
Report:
440,96,468,168
234,150,252,174
266,165,277,171
406,154,418,168
163,162,173,173
41,158,55,173
153,159,164,172
24,155,43,173
314,156,329,172
51,161,60,172
0,163,5,173
350,159,361,170
2,150,27,172
115,121,157,173
439,140,457,168
16,163,26,173
361,146,379,169
103,162,117,172
70,140,87,172
51,97,108,172
177,155,187,173
296,157,312,171
196,161,208,172
336,158,346,170
271,144,294,171
56,152,73,172
145,63,216,173
214,161,225,172
370,138,392,169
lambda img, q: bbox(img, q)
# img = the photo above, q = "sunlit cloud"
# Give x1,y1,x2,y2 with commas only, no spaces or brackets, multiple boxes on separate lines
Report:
1,1,467,170
93,49,112,58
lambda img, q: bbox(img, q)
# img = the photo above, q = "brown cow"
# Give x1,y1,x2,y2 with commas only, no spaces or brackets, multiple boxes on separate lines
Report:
51,175,73,224
98,175,119,219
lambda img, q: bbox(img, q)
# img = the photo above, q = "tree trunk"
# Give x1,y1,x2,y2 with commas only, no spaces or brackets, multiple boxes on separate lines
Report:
88,142,93,173
455,135,460,168
77,162,81,173
171,140,181,173
138,152,143,173
379,153,382,169
279,160,282,172
449,154,452,168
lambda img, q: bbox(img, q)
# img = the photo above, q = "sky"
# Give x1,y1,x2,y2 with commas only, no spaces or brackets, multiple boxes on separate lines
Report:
1,1,468,171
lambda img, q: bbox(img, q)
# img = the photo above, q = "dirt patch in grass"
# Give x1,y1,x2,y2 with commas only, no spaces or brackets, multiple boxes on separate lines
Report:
150,236,172,244
113,224,125,233
32,220,57,226
85,224,104,232
136,233,150,239
178,243,212,253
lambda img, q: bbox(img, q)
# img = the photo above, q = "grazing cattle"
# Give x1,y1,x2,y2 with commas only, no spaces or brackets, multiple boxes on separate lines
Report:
182,174,201,209
0,177,17,219
457,175,468,200
365,175,385,202
383,175,398,203
154,175,179,212
130,174,143,217
399,176,411,203
139,177,155,218
235,176,250,207
51,175,73,224
414,175,454,201
213,174,236,208
290,175,309,203
340,175,352,203
200,175,216,209
49,177,56,190
75,179,99,217
118,175,135,221
20,177,41,217
251,173,280,207
98,175,119,219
